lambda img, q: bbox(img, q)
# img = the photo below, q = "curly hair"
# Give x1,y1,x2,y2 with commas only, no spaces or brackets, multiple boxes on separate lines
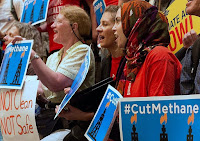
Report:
13,21,45,57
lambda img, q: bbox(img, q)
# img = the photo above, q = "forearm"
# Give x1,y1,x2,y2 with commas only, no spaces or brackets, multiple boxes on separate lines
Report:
30,54,73,92
82,112,94,121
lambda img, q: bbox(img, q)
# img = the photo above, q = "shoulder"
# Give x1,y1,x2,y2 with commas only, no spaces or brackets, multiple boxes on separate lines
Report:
147,46,176,61
75,44,90,50
145,46,181,69
70,44,94,57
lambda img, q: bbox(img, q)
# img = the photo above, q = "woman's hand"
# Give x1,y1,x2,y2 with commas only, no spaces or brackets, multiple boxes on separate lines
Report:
11,35,25,44
55,104,94,121
64,87,71,94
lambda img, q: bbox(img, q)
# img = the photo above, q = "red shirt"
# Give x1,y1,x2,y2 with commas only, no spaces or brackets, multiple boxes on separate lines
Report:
110,56,122,80
123,46,182,97
47,0,80,53
104,0,118,6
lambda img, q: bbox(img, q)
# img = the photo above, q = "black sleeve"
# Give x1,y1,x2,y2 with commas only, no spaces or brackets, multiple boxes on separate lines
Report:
175,47,187,61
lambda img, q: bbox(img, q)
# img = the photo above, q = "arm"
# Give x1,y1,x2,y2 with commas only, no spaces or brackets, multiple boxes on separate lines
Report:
175,47,187,61
30,50,73,92
14,0,24,20
11,36,71,92
86,0,98,43
55,105,94,121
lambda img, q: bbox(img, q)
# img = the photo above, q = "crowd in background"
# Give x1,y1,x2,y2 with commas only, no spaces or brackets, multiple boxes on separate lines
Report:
0,0,199,140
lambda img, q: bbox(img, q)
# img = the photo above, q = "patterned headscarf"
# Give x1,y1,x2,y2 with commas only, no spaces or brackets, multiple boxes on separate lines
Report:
116,0,170,95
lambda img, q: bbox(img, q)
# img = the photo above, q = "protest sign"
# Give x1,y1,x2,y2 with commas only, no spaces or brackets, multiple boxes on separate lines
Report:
93,0,106,25
0,79,40,141
85,85,123,141
54,48,91,119
119,95,200,141
165,0,200,54
21,0,50,25
0,40,33,89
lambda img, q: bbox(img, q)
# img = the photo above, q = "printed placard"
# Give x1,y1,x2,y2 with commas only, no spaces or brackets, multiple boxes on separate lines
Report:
0,79,40,141
54,48,91,119
119,95,200,141
165,0,200,54
21,0,50,25
85,85,123,141
0,40,33,89
93,0,106,25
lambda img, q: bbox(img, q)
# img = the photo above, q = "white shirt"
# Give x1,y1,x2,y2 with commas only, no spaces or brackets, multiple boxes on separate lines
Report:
0,0,24,34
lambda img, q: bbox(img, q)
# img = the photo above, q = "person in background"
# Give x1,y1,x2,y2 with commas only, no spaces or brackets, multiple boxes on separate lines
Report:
180,0,200,94
0,0,23,37
4,22,45,58
96,5,124,81
112,0,182,97
0,0,24,65
3,21,45,75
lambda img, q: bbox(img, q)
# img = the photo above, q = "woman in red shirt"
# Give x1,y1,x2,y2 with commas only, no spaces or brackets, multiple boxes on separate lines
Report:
96,5,124,80
112,0,182,97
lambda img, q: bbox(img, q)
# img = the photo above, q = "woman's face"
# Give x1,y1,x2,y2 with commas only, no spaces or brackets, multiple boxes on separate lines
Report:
96,12,116,48
51,14,72,45
186,0,200,16
112,8,127,49
3,26,20,45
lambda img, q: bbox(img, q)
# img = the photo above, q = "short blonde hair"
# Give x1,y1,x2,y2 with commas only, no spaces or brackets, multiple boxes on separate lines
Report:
60,5,91,38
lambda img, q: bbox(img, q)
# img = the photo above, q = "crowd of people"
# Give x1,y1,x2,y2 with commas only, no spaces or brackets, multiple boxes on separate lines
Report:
0,0,200,140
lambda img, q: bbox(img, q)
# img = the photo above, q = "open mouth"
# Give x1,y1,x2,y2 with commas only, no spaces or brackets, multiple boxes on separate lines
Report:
53,29,58,34
98,35,105,41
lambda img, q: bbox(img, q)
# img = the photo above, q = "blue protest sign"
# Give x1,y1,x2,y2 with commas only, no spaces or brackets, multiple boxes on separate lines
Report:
21,0,50,25
85,85,123,141
54,47,91,119
119,95,200,141
0,40,33,89
93,0,106,25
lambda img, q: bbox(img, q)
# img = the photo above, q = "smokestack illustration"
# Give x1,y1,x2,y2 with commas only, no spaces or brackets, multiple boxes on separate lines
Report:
88,102,110,140
22,4,29,22
160,113,168,141
37,0,45,21
187,111,194,141
131,114,138,141
30,0,36,22
0,52,13,84
11,50,25,85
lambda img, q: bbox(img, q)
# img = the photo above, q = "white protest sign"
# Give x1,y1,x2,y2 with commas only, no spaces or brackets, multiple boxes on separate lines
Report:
0,79,40,141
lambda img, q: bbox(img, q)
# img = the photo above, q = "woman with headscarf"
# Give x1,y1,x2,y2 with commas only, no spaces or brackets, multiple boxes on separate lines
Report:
112,0,182,97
